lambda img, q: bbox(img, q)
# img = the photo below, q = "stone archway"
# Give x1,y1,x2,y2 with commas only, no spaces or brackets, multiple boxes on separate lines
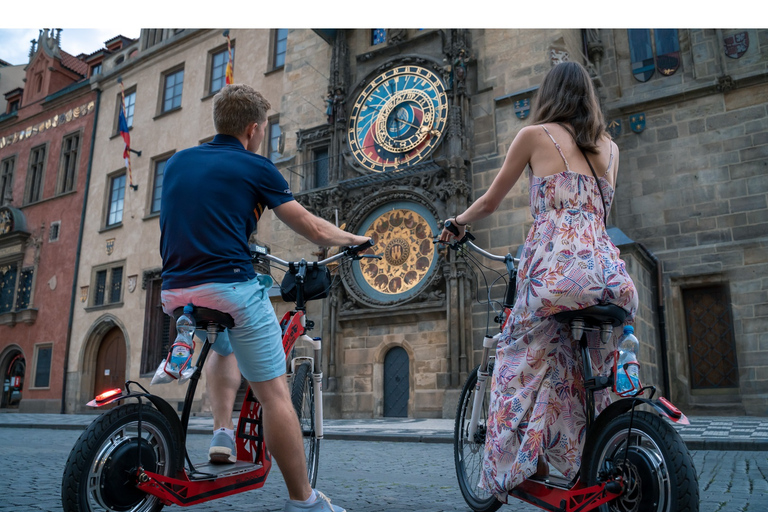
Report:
74,315,130,413
0,345,25,409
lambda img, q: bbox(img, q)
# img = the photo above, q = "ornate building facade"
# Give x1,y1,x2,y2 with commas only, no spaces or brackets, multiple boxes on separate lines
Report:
0,29,106,412
56,28,768,418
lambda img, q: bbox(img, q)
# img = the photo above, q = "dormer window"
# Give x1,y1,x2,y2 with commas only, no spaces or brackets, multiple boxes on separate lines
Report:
91,63,102,76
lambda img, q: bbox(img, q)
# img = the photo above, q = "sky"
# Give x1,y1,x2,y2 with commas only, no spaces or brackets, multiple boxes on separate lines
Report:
0,29,141,66
0,2,751,67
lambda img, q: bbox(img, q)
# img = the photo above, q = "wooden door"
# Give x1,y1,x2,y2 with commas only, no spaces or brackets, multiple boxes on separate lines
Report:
94,327,127,402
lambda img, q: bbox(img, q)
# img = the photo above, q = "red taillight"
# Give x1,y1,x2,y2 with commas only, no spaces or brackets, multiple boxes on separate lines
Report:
87,388,123,407
658,396,682,419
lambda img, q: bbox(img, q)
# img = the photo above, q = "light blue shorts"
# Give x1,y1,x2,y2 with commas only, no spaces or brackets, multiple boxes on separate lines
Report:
160,275,285,382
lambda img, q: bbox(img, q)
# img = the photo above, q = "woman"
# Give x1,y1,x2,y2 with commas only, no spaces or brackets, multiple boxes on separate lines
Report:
440,61,638,500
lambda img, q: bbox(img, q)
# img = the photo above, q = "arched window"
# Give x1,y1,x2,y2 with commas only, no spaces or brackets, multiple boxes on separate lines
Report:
628,29,680,82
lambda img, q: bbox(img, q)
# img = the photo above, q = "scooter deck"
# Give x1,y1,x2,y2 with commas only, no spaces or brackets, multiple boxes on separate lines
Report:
187,460,264,481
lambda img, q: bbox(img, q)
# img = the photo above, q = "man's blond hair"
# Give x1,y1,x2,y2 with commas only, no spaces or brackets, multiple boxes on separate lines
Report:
213,84,271,137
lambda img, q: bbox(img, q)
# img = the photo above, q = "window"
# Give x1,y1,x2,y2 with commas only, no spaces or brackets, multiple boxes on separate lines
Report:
268,119,282,161
0,157,14,205
272,29,288,69
91,263,124,307
141,271,174,375
8,100,19,114
150,157,167,214
372,29,387,46
91,63,102,76
210,45,234,95
162,68,184,113
627,29,680,82
49,221,60,242
0,263,33,313
107,173,126,226
32,344,52,389
124,90,136,128
26,145,46,204
58,132,80,194
314,147,329,188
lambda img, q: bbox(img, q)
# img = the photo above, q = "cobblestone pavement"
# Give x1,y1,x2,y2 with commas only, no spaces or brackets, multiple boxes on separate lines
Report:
1,427,767,512
2,412,768,450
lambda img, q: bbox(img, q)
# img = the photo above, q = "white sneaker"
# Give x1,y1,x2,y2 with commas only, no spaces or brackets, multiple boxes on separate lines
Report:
283,490,346,512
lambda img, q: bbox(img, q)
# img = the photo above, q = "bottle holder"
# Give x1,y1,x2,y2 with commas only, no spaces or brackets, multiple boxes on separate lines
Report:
163,340,195,379
611,350,642,397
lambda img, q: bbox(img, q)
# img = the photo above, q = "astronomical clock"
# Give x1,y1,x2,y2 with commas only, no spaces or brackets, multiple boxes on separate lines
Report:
341,62,451,306
347,64,448,173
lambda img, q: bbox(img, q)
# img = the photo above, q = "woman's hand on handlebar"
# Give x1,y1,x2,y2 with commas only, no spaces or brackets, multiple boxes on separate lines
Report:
439,218,466,243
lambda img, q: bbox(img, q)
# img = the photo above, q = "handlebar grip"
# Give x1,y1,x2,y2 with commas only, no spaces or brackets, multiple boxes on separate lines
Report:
444,220,460,236
346,238,374,256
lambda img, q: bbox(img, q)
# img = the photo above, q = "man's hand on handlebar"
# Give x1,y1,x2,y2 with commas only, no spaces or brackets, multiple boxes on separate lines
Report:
344,238,380,260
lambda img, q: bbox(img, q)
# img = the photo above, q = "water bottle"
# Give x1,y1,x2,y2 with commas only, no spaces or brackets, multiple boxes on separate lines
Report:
168,304,195,375
614,325,642,396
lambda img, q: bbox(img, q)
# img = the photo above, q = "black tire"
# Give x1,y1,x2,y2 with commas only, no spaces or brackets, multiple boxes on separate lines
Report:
61,403,178,512
291,361,320,488
454,364,502,512
583,410,699,512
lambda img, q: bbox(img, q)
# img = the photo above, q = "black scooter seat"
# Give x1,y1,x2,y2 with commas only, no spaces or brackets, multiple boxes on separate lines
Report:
173,306,235,330
554,303,628,328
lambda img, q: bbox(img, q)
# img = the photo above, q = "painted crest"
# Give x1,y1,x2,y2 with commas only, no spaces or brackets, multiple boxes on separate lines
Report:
106,238,115,255
514,98,531,119
724,31,749,59
655,29,680,76
80,286,89,303
607,119,622,139
630,113,646,134
628,29,655,82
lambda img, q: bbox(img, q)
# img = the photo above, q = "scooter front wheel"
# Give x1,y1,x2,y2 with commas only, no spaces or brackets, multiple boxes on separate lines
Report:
61,403,179,512
583,410,699,512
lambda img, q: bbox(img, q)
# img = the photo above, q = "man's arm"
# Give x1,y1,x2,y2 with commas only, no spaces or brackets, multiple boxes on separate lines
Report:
272,200,371,247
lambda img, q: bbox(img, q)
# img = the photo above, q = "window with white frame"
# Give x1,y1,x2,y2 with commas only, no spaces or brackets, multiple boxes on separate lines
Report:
106,173,126,227
161,67,184,113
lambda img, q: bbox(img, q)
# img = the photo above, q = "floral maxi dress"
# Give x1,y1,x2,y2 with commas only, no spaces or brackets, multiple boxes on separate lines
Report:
481,126,639,499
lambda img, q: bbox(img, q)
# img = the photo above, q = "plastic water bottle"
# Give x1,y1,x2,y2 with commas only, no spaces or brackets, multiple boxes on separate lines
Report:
168,304,195,375
615,325,641,396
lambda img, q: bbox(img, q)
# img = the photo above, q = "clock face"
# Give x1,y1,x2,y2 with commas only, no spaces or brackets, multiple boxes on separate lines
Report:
0,209,12,234
352,202,438,302
348,65,448,173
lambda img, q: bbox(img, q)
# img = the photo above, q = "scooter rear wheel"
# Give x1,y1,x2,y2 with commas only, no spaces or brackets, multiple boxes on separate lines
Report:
61,403,178,512
583,410,699,512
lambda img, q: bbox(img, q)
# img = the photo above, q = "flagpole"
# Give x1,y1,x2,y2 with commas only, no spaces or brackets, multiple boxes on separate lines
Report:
224,30,234,85
117,77,138,191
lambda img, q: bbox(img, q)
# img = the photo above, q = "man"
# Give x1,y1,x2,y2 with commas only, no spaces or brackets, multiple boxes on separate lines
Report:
160,84,369,512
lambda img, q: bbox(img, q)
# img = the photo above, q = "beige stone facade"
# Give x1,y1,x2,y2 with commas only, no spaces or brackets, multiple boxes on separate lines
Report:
64,28,768,418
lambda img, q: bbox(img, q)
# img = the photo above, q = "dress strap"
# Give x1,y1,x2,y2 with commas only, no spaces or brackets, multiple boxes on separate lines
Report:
605,142,614,176
541,126,570,171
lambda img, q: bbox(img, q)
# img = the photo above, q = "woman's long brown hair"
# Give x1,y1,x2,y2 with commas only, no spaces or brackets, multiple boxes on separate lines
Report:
531,61,606,154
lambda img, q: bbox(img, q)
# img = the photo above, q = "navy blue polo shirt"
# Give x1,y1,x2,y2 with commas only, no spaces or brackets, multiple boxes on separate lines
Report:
160,134,294,290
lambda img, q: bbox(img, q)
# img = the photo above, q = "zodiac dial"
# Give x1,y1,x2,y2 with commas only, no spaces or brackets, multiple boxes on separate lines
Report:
348,65,449,173
352,204,438,303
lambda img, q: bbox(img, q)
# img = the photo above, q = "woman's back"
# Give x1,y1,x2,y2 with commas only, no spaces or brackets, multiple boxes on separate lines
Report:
526,122,618,189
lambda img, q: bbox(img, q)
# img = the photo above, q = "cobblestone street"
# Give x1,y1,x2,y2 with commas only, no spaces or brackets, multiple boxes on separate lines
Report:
2,427,767,511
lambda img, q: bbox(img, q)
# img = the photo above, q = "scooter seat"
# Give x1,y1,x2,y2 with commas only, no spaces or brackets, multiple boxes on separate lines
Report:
173,306,235,330
554,303,628,328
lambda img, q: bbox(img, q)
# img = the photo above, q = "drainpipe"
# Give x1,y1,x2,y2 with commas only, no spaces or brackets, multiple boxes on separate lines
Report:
60,89,100,414
636,242,671,396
